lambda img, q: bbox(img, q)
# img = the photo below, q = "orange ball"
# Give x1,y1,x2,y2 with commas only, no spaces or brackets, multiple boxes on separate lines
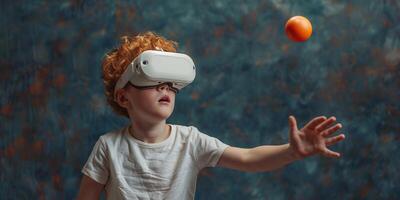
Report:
285,16,313,42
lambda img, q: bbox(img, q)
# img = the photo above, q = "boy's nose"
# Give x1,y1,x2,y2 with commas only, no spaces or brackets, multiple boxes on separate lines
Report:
156,83,171,91
156,82,178,93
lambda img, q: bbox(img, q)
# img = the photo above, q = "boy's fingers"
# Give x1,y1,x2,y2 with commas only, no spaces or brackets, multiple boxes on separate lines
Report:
325,134,346,146
315,116,336,132
304,116,327,130
321,123,343,136
322,148,341,158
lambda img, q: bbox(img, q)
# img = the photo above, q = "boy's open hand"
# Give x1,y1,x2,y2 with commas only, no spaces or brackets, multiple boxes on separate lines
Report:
288,115,345,159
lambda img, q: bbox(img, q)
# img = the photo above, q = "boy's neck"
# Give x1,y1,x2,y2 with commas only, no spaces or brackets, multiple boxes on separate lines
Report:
129,120,171,144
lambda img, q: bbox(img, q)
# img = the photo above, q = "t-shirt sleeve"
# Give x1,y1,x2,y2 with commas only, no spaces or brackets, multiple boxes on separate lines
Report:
81,136,109,185
190,126,230,169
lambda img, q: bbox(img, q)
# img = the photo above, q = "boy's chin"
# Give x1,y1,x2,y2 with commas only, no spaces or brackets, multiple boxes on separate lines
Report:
152,110,174,121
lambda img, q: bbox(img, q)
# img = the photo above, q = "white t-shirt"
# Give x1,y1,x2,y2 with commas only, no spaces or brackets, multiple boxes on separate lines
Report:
81,124,229,200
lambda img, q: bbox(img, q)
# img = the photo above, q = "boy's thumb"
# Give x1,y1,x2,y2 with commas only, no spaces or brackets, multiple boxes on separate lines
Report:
289,115,297,131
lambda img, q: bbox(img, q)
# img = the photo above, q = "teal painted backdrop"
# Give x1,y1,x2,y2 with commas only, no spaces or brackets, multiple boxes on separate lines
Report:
1,0,399,199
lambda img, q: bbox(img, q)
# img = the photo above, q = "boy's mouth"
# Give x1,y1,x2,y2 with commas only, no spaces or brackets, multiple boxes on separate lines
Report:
158,95,171,103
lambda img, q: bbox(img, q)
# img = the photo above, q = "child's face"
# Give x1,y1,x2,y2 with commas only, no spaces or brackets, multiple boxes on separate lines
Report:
122,83,176,122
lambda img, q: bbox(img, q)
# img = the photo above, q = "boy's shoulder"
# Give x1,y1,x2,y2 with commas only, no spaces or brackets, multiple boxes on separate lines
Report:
172,124,199,134
96,126,128,144
172,124,207,141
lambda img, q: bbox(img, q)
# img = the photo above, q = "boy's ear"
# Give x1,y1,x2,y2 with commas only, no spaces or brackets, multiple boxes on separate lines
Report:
115,89,129,108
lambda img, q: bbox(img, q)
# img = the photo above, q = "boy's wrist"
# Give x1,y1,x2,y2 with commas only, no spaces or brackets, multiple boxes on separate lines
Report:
287,144,303,161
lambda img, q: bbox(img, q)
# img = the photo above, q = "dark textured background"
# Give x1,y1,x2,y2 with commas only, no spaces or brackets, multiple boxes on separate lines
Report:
1,0,399,199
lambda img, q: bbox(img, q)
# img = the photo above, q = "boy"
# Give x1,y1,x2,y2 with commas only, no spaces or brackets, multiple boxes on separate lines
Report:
76,32,345,200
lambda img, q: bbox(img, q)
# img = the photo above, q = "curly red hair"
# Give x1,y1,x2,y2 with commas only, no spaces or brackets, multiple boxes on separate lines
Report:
102,32,178,118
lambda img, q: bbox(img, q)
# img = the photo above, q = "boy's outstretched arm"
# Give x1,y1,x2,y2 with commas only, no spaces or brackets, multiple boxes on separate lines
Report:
217,116,346,172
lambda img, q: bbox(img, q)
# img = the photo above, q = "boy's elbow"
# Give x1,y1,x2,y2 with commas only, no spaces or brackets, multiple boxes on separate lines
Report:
219,147,276,173
76,175,104,200
240,148,280,173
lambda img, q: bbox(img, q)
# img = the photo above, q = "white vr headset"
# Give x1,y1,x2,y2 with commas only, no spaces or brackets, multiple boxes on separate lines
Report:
114,50,196,98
